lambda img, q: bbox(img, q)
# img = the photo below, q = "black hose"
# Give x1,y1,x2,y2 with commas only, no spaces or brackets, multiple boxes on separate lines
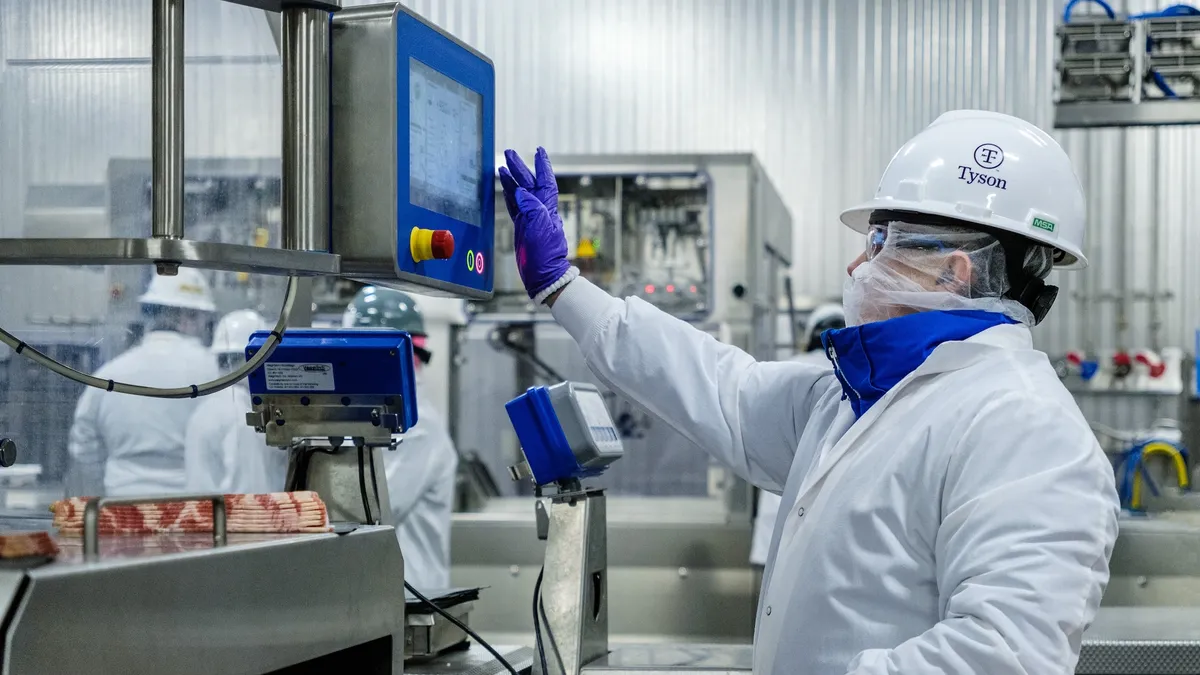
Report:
405,581,518,675
368,446,383,522
533,567,550,675
538,577,566,675
357,444,374,525
487,328,567,383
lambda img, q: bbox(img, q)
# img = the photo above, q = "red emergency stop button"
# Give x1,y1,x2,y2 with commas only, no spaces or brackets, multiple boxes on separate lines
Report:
410,228,455,262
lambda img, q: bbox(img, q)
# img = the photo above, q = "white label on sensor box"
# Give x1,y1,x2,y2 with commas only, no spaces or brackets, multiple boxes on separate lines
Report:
264,363,335,391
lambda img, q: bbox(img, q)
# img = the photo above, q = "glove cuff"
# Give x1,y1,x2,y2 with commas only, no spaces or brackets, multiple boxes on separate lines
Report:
533,266,580,305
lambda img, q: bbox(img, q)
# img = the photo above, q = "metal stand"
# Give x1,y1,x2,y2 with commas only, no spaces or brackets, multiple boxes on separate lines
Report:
537,487,609,675
286,438,394,526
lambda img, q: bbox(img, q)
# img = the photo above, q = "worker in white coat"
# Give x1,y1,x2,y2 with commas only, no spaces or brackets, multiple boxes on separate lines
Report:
750,303,845,569
68,268,221,496
498,112,1119,675
184,309,288,494
344,286,458,591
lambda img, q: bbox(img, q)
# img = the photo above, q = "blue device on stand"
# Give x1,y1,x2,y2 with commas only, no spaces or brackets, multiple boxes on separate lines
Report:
246,328,419,434
505,382,624,486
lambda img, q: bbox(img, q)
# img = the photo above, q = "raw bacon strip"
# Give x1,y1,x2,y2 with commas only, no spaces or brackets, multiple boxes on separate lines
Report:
0,532,59,559
50,491,332,535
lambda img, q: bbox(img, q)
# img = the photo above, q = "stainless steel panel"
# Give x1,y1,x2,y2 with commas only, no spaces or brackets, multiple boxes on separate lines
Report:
583,644,752,675
5,526,406,674
452,501,756,642
0,238,340,275
453,565,756,644
330,5,399,280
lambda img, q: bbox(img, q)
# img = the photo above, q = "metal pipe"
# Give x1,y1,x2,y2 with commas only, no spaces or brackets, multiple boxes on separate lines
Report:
152,0,185,241
1149,128,1162,351
281,7,331,253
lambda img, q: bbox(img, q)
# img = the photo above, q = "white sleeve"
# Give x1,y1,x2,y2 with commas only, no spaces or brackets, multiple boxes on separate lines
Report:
844,393,1120,674
551,278,839,492
67,387,106,495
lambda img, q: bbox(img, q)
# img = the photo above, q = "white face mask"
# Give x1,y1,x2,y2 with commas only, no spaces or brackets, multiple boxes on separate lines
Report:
843,245,1033,327
842,260,930,326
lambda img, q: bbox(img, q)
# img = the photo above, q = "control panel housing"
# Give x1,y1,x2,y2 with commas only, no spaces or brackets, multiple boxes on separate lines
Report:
331,4,495,299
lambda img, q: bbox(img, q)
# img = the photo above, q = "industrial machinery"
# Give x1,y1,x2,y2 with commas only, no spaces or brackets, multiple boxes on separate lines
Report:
450,154,789,643
1055,3,1200,128
0,1,517,673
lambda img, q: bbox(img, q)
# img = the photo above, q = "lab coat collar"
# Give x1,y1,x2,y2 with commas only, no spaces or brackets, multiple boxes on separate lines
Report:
821,310,1017,418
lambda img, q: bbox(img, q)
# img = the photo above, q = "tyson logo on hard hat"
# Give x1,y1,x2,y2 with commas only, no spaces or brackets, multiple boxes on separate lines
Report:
957,142,1007,190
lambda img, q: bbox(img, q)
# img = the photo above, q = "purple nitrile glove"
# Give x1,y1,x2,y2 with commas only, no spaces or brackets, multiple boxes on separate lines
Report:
499,148,575,302
499,147,559,219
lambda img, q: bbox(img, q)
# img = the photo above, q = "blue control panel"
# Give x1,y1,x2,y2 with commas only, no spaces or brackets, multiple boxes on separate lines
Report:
245,328,419,432
394,6,495,296
505,382,623,486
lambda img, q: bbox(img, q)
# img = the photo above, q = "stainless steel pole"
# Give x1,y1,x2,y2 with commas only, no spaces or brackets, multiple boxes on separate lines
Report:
152,0,185,241
281,7,331,252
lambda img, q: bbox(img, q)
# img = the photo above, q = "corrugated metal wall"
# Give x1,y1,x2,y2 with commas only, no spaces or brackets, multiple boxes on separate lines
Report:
1,0,1196,428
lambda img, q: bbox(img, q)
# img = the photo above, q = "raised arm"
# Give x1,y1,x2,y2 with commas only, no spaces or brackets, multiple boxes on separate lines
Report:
501,148,840,491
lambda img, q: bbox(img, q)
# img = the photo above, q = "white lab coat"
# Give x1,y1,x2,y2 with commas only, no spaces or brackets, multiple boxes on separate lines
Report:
750,349,831,567
552,278,1119,675
386,385,459,591
184,385,289,494
68,331,221,496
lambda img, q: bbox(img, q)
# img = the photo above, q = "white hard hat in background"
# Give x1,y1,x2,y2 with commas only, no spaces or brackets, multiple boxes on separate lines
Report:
211,309,269,355
137,267,218,312
839,109,1087,269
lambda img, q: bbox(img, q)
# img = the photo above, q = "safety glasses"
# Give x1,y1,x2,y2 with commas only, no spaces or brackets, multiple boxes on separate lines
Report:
865,222,952,261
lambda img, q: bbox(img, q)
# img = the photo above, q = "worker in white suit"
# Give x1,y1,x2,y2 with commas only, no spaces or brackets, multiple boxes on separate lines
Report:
68,268,221,496
343,286,458,591
184,309,288,494
750,303,845,569
498,112,1119,675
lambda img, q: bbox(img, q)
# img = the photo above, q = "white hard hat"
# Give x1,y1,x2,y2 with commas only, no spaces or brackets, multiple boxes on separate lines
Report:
211,309,268,355
137,267,217,312
840,110,1087,269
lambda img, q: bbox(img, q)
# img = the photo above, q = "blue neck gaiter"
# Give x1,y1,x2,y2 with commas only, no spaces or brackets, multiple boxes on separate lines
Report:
820,310,1017,418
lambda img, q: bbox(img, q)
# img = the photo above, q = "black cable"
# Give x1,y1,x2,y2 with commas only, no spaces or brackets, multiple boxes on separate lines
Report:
538,577,566,675
487,329,567,383
405,581,518,675
368,446,382,523
357,444,374,525
533,567,550,675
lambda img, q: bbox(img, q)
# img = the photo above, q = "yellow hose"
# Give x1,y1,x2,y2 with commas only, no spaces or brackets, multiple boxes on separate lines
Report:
1131,442,1190,510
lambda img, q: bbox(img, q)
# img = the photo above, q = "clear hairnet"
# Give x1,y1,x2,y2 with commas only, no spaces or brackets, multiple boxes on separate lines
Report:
843,221,1053,327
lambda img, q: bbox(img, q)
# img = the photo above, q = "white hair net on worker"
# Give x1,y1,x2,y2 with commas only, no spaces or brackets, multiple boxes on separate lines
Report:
843,221,1053,327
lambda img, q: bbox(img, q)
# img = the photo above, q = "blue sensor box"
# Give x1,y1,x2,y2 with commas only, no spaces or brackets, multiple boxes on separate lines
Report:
246,328,419,432
505,381,623,486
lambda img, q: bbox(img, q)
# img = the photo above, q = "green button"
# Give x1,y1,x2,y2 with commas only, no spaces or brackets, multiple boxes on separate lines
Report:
466,249,475,271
